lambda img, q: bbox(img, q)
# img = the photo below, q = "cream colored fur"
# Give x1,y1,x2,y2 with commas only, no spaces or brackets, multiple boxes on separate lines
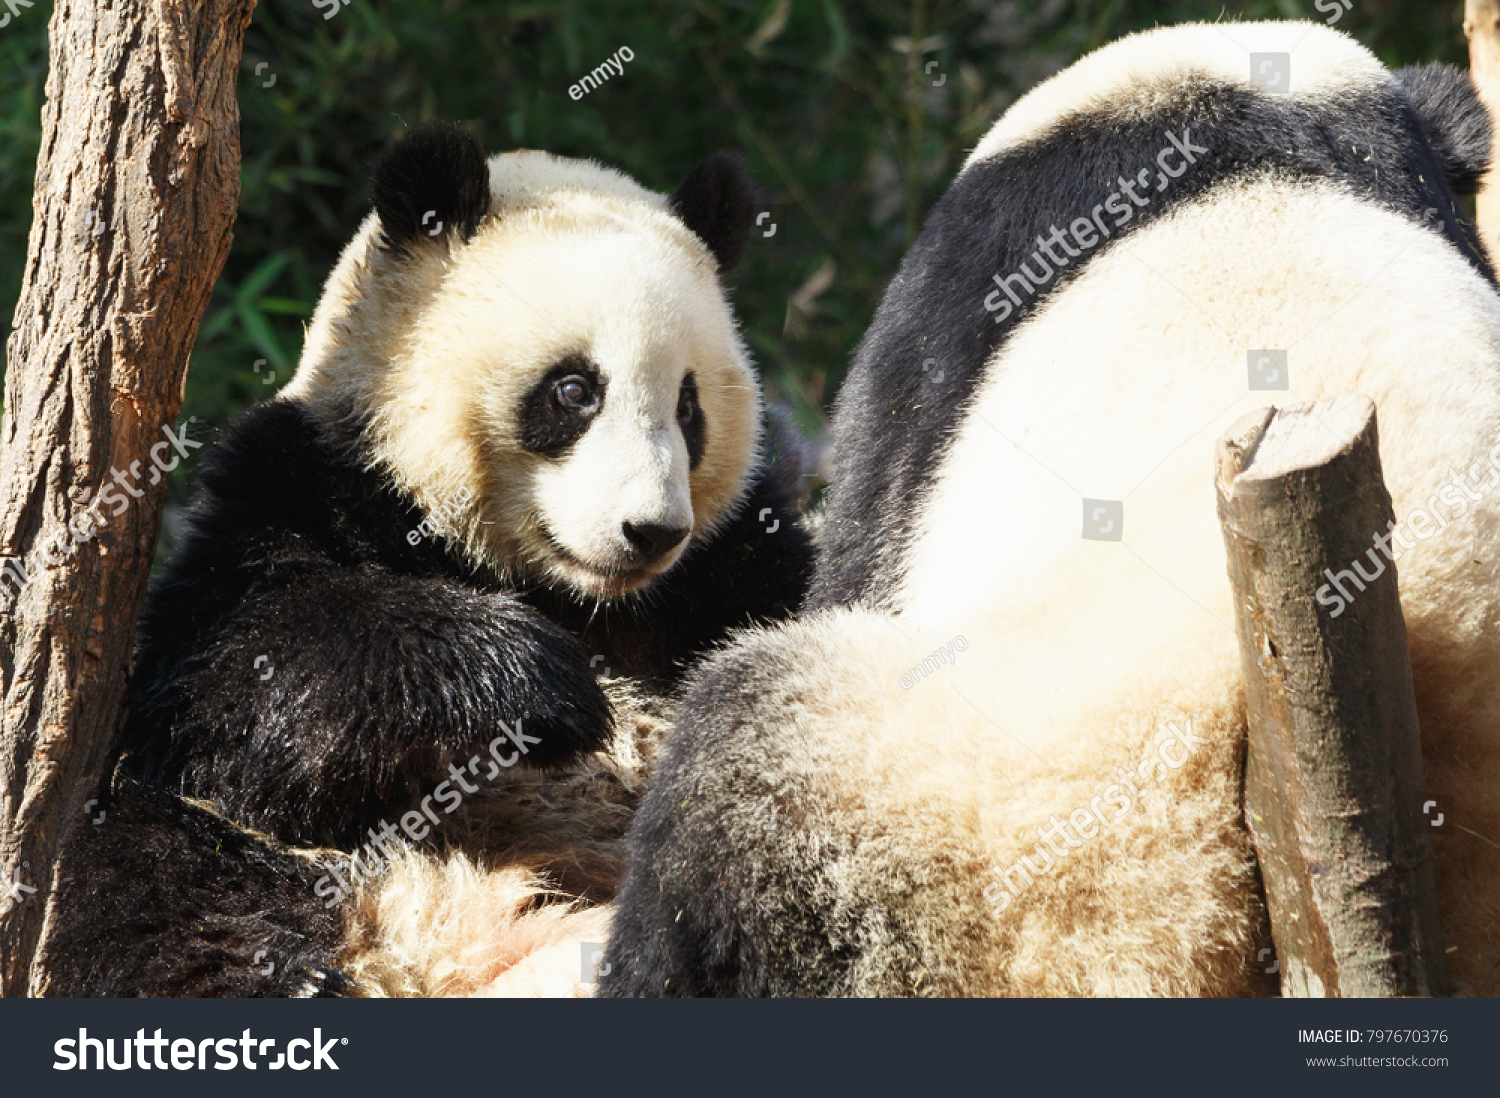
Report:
277,148,762,995
342,681,671,997
707,610,1266,995
966,20,1385,167
282,150,760,597
734,28,1500,995
842,179,1500,992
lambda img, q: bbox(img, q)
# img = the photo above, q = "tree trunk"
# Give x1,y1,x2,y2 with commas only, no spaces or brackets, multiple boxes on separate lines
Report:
1215,395,1448,998
1467,0,1500,260
0,0,254,997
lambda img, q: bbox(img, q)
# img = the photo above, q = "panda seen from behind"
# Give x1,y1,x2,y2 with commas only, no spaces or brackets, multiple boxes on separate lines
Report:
602,22,1500,997
48,125,811,996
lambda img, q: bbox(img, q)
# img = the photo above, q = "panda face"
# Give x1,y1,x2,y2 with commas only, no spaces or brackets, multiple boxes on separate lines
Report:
285,141,760,599
518,354,703,598
480,218,741,598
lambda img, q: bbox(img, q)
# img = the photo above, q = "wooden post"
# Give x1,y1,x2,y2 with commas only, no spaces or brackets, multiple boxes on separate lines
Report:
1466,0,1500,260
0,0,255,996
1215,395,1448,997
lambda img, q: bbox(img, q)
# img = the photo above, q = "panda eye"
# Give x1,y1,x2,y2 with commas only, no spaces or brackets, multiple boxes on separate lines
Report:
555,375,598,413
677,372,705,470
677,375,698,426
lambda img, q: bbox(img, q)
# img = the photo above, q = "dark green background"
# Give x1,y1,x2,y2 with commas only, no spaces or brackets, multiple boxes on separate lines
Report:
0,0,1470,508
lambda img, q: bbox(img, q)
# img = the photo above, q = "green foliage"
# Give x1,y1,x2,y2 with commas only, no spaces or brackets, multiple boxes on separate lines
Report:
0,0,1472,466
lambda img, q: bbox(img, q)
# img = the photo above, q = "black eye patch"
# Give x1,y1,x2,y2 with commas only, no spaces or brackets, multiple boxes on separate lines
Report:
678,372,706,470
520,356,606,457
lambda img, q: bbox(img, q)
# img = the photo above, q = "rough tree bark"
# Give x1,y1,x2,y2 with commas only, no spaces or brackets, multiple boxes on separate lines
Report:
1216,395,1448,998
0,0,255,996
1467,0,1500,260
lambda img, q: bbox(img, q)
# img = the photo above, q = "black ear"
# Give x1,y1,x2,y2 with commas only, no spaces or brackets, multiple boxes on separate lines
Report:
371,123,491,254
1397,63,1493,197
669,152,755,273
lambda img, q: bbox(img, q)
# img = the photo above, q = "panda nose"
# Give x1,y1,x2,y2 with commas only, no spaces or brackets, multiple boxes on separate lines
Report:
622,521,690,562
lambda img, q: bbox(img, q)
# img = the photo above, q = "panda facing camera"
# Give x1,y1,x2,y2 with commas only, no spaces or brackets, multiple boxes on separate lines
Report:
47,125,813,996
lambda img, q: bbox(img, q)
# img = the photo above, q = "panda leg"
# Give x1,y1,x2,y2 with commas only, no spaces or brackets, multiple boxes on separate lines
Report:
125,565,612,848
601,608,1269,998
47,777,352,997
600,610,971,997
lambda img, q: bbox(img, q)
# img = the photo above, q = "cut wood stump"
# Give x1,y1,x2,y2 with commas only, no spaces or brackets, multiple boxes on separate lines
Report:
1215,394,1448,997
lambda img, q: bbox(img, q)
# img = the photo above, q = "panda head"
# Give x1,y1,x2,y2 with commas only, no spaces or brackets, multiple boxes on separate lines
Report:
286,125,760,599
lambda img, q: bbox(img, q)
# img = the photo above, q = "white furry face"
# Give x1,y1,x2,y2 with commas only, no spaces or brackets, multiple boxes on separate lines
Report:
499,226,725,597
286,151,760,600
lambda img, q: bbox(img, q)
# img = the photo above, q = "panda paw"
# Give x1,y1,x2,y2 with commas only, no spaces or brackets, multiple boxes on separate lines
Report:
277,959,355,999
481,607,616,768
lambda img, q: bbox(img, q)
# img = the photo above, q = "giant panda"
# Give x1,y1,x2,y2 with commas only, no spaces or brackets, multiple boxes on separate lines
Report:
45,124,812,996
600,21,1500,997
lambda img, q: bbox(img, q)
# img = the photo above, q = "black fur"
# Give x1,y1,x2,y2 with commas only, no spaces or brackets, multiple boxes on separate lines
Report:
809,77,1495,611
601,62,1500,998
371,123,491,255
1396,63,1493,196
598,636,850,997
670,152,755,272
48,778,351,998
519,355,607,457
119,400,611,848
678,372,706,470
525,411,810,684
119,398,809,850
66,396,808,997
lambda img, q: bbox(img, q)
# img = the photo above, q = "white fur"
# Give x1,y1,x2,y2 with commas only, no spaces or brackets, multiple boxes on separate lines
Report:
280,150,763,993
708,28,1500,995
284,150,759,599
902,176,1500,743
344,680,671,997
966,21,1387,167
